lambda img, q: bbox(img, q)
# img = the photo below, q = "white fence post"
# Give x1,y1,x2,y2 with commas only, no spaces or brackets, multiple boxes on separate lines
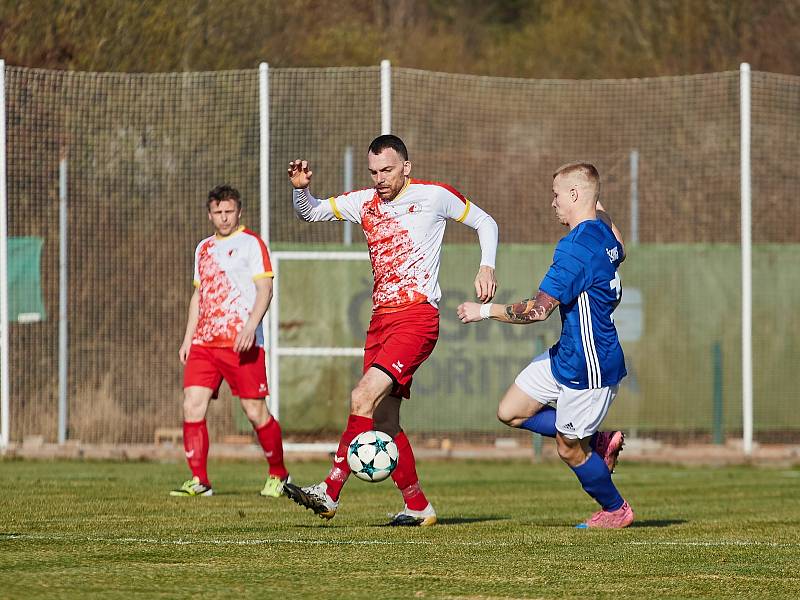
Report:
381,60,391,134
259,62,270,245
740,63,753,455
0,59,9,450
58,155,68,444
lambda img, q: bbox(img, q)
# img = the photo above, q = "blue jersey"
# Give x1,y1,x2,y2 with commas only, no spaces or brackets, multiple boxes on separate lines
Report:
538,219,626,389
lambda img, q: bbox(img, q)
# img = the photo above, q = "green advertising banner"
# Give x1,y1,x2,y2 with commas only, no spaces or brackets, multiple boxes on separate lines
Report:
270,243,797,437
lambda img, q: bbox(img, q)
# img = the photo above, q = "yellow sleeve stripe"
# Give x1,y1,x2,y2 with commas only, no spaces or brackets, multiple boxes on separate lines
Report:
253,272,274,280
193,280,200,288
456,199,471,223
329,197,344,220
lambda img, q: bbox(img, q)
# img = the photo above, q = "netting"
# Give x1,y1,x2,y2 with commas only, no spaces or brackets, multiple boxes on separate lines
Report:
6,67,260,444
4,64,800,446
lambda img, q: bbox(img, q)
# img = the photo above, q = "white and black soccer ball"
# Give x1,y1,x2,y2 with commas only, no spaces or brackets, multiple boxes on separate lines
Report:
347,430,399,482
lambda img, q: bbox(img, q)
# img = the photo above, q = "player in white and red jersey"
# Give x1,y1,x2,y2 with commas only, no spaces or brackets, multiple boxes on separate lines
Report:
170,185,290,499
283,135,499,526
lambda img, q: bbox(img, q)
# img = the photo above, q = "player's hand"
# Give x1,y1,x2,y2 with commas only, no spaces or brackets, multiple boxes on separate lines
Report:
457,301,484,324
233,325,256,353
288,159,312,189
474,266,497,302
178,340,191,365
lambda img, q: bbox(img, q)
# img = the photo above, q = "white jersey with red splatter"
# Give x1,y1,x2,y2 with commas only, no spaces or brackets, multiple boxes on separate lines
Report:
294,179,497,314
192,226,273,347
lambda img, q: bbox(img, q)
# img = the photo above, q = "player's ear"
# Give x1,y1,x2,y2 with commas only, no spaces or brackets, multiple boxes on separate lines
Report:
403,161,411,177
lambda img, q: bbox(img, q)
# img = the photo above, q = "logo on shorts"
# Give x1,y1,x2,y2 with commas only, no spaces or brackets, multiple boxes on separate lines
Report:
259,383,267,392
392,360,404,373
185,450,195,458
562,422,575,431
334,455,345,463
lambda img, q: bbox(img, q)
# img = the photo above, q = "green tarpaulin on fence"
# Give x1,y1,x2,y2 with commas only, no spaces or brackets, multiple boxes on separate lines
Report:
10,237,46,323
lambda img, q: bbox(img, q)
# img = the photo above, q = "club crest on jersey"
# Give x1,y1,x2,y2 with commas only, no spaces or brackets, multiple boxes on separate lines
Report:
606,246,619,262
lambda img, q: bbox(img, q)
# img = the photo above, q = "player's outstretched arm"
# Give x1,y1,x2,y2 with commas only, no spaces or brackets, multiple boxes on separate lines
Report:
179,288,200,364
457,290,559,325
462,202,499,301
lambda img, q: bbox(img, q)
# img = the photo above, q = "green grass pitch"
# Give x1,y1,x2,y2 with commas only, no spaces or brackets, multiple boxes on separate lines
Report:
1,459,798,599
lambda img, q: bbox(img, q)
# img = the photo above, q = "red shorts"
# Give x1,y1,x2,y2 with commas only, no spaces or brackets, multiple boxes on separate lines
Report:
364,302,439,399
183,345,269,399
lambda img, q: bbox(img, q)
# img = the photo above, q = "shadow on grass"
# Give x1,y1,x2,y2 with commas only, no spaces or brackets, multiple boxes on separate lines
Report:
434,516,508,526
630,519,687,528
289,516,508,529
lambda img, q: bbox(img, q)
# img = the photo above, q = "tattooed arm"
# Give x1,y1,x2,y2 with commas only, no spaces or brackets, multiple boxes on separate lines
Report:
457,290,559,324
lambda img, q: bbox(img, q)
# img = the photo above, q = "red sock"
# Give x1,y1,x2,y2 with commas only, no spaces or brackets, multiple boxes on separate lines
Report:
183,420,210,486
391,431,429,511
254,417,289,480
324,414,373,501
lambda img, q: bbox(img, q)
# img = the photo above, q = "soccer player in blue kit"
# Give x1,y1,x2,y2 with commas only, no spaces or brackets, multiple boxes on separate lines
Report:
457,162,633,529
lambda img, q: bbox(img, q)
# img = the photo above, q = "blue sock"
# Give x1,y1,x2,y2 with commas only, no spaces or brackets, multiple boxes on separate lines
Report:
519,406,557,437
519,408,600,448
570,451,624,511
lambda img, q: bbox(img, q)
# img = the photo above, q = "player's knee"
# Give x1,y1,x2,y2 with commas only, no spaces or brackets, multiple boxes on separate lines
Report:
350,386,375,416
240,399,267,426
182,394,206,421
496,403,520,428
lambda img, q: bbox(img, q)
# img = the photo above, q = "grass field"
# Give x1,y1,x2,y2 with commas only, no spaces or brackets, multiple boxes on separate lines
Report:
1,458,798,599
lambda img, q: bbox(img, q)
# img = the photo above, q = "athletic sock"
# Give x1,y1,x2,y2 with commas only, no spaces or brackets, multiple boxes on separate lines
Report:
570,450,624,511
324,414,373,501
254,417,289,481
391,430,429,511
519,406,557,437
520,408,602,450
183,419,210,486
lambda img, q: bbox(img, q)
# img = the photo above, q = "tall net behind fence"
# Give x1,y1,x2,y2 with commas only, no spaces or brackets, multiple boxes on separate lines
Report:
5,64,800,446
750,71,800,443
388,69,746,445
6,67,260,444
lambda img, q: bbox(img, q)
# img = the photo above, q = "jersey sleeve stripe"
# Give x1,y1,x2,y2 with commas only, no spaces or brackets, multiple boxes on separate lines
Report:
243,228,273,273
328,197,344,220
252,272,274,280
456,199,471,222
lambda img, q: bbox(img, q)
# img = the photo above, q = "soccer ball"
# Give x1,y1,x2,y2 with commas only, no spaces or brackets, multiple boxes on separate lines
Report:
347,430,399,482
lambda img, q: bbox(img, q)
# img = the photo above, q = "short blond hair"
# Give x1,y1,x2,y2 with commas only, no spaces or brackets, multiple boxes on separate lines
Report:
553,162,600,202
